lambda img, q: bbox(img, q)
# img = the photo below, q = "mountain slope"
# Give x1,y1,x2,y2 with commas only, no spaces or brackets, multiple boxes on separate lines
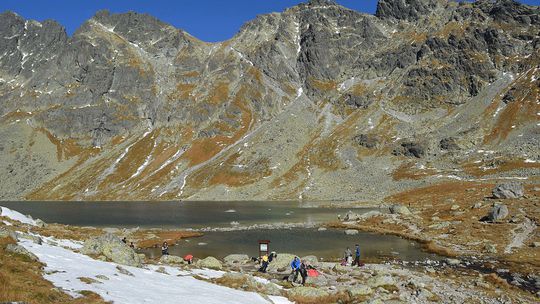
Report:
0,0,538,201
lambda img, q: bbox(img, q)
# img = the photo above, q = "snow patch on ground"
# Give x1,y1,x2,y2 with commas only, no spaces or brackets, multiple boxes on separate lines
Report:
19,239,287,304
0,206,36,226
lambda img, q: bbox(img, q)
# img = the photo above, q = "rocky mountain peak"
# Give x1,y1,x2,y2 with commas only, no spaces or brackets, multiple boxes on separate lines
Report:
375,0,446,21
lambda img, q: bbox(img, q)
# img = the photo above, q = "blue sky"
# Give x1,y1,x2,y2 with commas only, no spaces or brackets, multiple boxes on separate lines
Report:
0,0,538,42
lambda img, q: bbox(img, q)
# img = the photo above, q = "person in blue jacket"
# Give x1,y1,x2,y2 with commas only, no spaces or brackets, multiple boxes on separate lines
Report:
353,244,362,266
290,256,301,283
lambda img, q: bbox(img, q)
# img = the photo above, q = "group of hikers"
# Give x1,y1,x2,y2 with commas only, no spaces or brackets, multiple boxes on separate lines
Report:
158,239,362,285
342,244,363,267
257,244,362,285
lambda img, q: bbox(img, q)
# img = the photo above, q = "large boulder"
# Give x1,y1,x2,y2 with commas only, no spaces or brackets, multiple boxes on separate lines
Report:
160,254,185,265
492,183,524,199
196,256,222,270
0,227,18,241
267,253,297,272
486,204,509,222
224,254,250,265
80,233,142,267
344,229,359,235
301,255,319,267
287,287,330,302
16,232,42,245
6,244,39,261
389,204,412,215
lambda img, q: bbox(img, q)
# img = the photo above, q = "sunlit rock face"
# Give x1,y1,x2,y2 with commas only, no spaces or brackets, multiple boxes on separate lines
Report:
0,0,538,201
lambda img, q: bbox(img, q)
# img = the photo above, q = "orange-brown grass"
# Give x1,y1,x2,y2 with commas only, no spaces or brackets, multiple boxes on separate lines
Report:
182,85,254,167
31,224,103,242
0,237,109,304
392,162,438,181
39,128,96,161
132,230,203,248
208,82,230,105
484,69,540,144
98,130,158,188
309,78,337,92
461,158,540,178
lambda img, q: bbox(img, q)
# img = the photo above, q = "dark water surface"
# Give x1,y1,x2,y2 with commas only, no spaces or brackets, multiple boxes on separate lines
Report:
142,228,441,262
0,201,373,228
1,201,440,262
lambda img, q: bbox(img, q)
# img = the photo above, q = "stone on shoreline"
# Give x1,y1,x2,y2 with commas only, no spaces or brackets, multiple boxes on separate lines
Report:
389,204,412,216
224,254,250,265
196,256,223,270
344,229,359,235
160,254,186,265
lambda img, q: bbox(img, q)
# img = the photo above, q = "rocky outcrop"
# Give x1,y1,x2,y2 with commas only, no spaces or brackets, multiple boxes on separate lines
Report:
492,183,525,199
389,204,412,215
0,227,18,241
160,254,185,265
268,253,297,272
376,0,445,21
6,243,39,261
224,254,250,265
287,287,330,301
80,233,142,267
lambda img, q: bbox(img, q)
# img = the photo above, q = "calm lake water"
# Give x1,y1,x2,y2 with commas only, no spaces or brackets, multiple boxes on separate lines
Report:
1,201,439,261
142,228,441,262
0,201,373,228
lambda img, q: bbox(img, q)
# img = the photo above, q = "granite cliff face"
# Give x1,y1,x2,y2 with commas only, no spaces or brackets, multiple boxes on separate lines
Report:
0,0,538,201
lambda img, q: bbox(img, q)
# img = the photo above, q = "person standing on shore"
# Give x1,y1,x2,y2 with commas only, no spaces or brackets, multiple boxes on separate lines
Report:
353,244,362,266
290,257,301,283
259,254,269,273
161,242,169,256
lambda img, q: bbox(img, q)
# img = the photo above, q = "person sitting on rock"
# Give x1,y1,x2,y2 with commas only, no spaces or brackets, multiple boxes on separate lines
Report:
129,242,135,249
121,237,127,244
161,242,169,256
258,254,269,273
344,247,352,266
290,256,301,283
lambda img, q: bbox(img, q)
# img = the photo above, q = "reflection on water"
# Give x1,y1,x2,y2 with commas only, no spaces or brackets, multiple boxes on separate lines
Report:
0,201,375,228
142,228,441,262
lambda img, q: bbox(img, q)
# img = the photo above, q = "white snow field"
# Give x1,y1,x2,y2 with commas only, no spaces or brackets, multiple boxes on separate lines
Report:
0,206,37,226
2,207,292,304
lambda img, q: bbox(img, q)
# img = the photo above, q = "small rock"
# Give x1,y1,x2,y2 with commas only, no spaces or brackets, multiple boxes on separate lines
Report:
35,219,47,228
531,242,540,248
0,227,18,241
492,183,524,199
196,256,222,270
156,267,169,274
389,204,412,215
472,202,483,209
224,254,250,265
16,233,42,245
450,204,460,211
486,204,509,222
6,244,38,261
116,265,134,276
317,227,327,231
343,211,360,221
230,221,240,226
344,229,359,235
484,244,497,254
95,274,109,280
446,258,461,266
